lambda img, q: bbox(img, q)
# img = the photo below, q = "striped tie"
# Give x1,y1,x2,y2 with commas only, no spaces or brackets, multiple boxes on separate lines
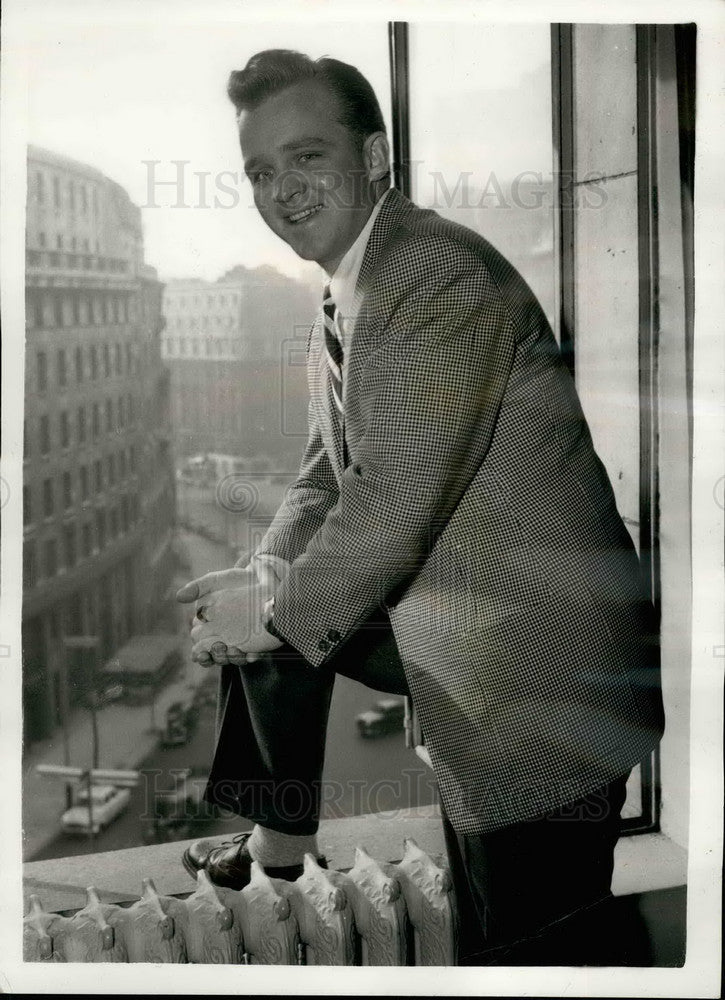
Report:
322,283,344,417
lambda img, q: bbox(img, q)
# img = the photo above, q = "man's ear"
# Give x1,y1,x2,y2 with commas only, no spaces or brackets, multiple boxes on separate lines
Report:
364,132,391,183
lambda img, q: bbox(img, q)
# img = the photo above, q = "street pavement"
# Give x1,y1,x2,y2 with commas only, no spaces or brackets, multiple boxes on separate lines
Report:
21,530,235,862
23,528,438,863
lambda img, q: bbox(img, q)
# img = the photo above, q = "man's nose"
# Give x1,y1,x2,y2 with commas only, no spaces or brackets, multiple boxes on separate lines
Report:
272,169,305,205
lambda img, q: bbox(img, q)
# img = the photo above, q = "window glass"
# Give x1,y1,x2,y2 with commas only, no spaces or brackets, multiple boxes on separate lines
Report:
408,24,555,328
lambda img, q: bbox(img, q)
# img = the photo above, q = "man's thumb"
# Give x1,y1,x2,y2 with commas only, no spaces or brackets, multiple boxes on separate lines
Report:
176,578,201,602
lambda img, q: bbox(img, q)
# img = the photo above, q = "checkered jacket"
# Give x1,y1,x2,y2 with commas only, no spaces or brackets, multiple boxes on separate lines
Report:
255,189,665,835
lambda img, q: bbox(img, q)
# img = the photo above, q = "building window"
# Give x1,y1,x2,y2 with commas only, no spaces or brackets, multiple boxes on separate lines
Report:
92,187,98,215
42,478,54,517
80,465,89,501
68,181,75,212
126,343,132,373
37,351,48,393
37,172,44,204
108,453,116,485
109,507,118,538
60,411,70,449
78,297,89,325
62,471,73,509
63,524,76,568
44,538,58,577
93,296,103,325
114,343,122,374
105,398,113,433
82,523,92,557
53,297,63,327
105,297,114,324
90,345,98,380
77,404,86,443
93,459,103,493
127,393,134,424
129,444,136,472
118,450,127,479
121,495,129,532
103,343,110,378
92,402,100,440
95,509,106,550
25,294,37,329
23,539,38,589
75,346,84,382
57,349,67,388
81,185,88,213
23,485,32,525
56,234,63,250
53,176,60,208
38,231,46,248
117,396,125,429
39,415,51,455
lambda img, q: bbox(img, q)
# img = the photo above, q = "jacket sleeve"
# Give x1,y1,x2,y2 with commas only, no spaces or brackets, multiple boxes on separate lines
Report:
272,244,518,667
247,400,340,567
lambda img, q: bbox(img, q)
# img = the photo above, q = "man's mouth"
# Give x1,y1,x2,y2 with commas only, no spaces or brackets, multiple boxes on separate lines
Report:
287,204,322,224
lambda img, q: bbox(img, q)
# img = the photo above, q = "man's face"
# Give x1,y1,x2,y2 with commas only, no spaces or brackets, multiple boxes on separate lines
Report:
238,79,384,275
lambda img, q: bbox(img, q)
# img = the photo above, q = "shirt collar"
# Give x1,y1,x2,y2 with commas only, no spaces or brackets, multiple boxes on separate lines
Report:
327,188,392,322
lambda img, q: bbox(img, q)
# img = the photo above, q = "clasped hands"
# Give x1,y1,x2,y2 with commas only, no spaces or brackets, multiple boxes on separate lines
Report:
175,565,284,667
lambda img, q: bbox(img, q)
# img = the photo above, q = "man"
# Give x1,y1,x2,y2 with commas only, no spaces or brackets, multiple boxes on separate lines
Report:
177,49,664,965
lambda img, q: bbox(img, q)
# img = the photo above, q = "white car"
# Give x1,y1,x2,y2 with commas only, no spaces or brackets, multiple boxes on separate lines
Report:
61,784,131,835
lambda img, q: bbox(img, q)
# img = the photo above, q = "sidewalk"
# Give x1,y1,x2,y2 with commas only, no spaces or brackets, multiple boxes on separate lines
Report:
22,530,236,861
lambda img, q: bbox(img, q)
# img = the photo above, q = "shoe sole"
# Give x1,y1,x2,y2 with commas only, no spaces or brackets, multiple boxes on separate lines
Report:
181,848,202,880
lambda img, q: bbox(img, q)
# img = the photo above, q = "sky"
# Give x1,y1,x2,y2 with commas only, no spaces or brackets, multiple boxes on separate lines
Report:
12,3,552,284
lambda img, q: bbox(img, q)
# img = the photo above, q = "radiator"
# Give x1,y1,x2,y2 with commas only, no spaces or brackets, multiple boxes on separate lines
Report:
23,837,457,965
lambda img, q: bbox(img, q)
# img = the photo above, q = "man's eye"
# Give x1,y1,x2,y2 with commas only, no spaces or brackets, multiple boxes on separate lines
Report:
250,170,272,184
298,153,320,164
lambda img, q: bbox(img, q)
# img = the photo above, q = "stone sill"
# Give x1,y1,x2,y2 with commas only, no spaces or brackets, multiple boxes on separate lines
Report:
23,805,688,916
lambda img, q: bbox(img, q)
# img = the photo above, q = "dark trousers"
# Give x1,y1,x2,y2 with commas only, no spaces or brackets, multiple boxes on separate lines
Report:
204,615,631,965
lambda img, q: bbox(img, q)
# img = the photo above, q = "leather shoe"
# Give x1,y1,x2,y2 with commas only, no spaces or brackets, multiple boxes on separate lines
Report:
182,832,328,890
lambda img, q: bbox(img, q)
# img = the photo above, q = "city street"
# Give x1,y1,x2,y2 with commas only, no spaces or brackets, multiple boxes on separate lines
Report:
27,528,437,862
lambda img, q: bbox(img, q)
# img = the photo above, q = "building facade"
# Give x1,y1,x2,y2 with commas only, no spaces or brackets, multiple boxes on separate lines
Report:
161,266,316,466
23,146,176,744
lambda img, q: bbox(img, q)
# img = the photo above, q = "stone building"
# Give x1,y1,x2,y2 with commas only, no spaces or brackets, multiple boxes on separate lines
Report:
22,146,176,744
161,266,317,466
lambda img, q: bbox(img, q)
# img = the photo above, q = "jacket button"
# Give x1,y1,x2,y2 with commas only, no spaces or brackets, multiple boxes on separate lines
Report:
327,629,341,643
317,638,330,652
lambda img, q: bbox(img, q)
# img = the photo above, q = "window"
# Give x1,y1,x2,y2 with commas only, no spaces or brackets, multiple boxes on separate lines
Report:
37,172,44,204
109,507,118,538
118,396,125,428
63,471,73,509
90,345,98,380
103,343,110,378
408,23,555,326
105,398,113,433
126,343,132,373
80,465,89,501
77,404,86,443
23,485,32,525
56,234,63,250
95,509,106,550
81,185,88,213
44,538,58,577
38,232,46,248
75,346,84,382
63,524,76,568
129,444,136,473
92,402,100,440
42,478,54,517
121,495,129,532
53,176,60,208
105,297,114,324
23,539,38,589
82,523,92,557
60,411,70,448
93,459,103,493
39,415,51,455
108,453,116,485
68,181,75,212
37,351,48,393
115,344,122,375
118,450,127,479
57,349,67,388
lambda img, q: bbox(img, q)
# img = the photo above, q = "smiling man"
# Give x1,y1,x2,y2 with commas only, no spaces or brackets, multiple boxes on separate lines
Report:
177,49,664,965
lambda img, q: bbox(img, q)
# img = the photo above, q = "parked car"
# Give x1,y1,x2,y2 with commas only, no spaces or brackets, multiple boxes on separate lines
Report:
356,698,406,738
142,767,217,844
60,784,131,835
